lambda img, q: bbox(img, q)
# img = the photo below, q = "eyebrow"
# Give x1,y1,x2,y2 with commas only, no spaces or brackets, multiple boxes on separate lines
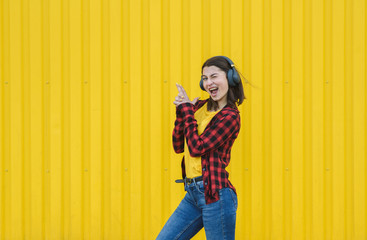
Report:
202,73,218,78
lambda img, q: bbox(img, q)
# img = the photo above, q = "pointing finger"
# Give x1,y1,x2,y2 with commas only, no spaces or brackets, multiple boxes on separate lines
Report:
177,83,187,97
176,83,184,95
178,84,187,96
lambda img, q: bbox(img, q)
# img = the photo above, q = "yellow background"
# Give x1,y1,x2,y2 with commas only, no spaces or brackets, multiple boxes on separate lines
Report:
0,0,366,239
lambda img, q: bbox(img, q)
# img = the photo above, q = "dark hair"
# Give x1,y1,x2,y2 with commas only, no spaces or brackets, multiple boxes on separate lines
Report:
201,56,246,111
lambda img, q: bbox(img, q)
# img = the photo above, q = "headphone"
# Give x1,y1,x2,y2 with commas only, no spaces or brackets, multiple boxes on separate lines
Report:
200,56,241,91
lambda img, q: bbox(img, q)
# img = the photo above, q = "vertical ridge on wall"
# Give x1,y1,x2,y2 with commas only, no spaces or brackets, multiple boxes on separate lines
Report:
150,0,165,236
250,0,264,238
167,0,183,227
42,0,51,237
161,0,170,233
101,0,111,237
222,0,229,54
29,0,44,238
61,0,71,237
110,0,123,238
324,0,333,238
81,0,91,238
0,0,3,238
202,0,209,58
271,0,284,238
311,0,325,237
8,0,15,238
209,0,222,54
229,0,244,236
332,0,345,238
121,0,131,238
50,0,62,238
10,0,23,238
283,0,292,238
188,0,201,103
142,0,150,237
353,0,367,237
353,0,367,238
182,0,188,92
1,0,10,238
90,0,103,238
162,0,171,234
291,0,304,238
21,0,31,238
263,0,272,238
70,0,83,235
345,0,354,239
242,0,252,238
366,2,367,232
303,0,313,238
129,0,142,238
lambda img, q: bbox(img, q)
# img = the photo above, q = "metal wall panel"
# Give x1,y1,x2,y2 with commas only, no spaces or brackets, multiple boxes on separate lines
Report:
0,0,366,239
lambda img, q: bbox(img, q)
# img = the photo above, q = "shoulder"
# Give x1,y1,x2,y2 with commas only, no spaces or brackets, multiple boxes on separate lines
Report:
215,106,241,126
221,105,240,117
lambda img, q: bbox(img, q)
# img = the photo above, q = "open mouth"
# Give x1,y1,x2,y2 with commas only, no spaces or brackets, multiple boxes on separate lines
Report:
209,88,218,97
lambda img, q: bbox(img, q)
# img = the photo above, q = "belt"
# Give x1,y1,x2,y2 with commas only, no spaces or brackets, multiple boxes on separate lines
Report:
175,176,203,186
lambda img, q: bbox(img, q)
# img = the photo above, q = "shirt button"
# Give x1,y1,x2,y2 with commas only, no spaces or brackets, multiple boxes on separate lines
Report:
202,167,206,171
204,182,208,186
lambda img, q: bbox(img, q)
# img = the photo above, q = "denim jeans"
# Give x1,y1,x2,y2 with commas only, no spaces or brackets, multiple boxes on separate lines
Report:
156,179,238,240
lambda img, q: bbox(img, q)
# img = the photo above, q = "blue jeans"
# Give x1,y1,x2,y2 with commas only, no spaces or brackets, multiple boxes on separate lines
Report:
156,180,238,240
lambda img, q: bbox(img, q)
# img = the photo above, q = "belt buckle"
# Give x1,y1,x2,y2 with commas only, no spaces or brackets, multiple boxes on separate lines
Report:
185,178,192,186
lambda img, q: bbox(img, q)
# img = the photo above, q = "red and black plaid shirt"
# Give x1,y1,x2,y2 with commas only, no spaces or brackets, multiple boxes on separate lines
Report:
173,99,241,204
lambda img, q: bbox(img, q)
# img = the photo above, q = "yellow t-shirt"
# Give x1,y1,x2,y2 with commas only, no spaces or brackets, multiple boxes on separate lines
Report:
184,102,220,178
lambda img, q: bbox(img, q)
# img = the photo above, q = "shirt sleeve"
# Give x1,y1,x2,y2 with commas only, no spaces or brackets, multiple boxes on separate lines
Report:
172,106,185,153
177,102,240,157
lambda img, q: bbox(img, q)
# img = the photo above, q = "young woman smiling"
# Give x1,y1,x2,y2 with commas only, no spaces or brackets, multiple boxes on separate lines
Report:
157,56,245,240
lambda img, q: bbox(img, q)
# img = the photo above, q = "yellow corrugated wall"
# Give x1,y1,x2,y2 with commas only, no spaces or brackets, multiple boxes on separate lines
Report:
0,0,366,239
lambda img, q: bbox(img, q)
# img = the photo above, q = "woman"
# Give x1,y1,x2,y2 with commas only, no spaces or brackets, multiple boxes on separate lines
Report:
157,56,245,240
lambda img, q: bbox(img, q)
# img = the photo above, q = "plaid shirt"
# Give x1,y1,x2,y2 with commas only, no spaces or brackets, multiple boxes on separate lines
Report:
173,99,241,204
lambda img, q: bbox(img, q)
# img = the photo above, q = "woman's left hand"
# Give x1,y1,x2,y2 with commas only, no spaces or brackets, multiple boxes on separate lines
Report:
173,83,200,106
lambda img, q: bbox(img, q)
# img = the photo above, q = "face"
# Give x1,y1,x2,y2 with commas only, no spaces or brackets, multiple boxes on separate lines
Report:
202,66,229,108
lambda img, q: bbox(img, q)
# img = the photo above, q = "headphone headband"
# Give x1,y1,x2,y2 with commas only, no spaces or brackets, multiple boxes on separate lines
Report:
217,55,235,68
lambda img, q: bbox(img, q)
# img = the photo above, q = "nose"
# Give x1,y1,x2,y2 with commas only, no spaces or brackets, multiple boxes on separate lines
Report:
205,77,214,86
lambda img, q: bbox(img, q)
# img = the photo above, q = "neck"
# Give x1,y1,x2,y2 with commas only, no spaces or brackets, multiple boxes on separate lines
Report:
207,98,227,111
217,99,227,110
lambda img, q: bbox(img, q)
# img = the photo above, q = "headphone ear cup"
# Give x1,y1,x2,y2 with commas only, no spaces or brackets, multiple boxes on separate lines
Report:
200,78,205,91
227,69,235,87
232,69,240,85
227,69,240,87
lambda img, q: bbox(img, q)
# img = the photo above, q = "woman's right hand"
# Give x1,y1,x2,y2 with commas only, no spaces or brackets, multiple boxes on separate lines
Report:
173,83,200,107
